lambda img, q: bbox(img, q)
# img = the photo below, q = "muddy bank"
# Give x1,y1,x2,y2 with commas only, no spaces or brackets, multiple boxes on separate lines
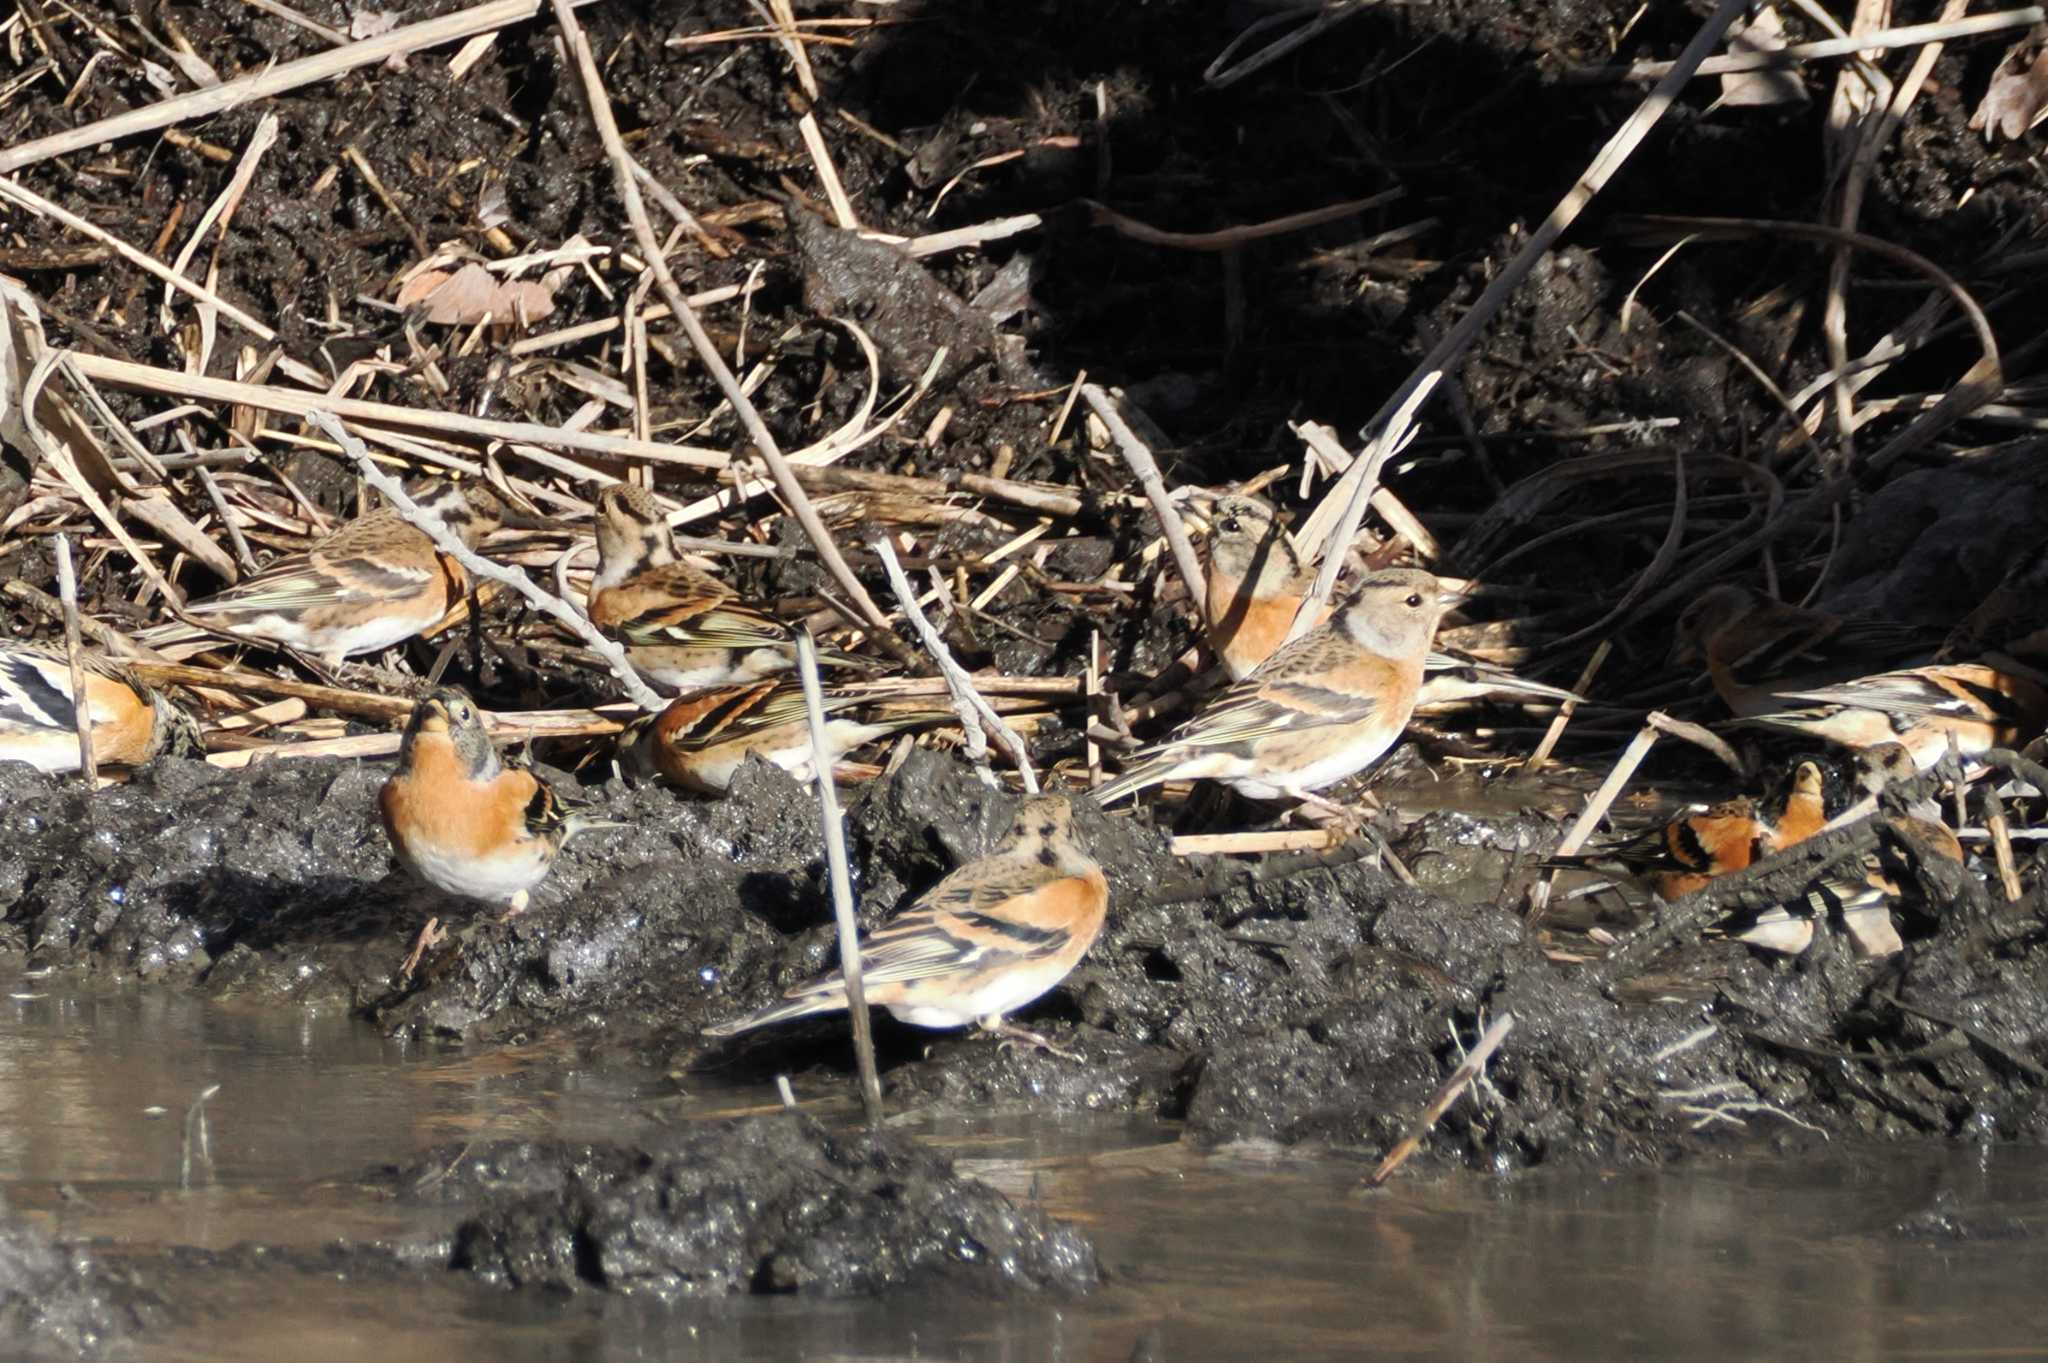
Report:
5,745,2046,1170
381,1113,1095,1297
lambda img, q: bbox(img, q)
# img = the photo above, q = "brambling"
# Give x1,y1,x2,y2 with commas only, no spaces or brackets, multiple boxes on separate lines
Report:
380,688,610,971
704,795,1107,1053
619,679,939,796
1563,758,1830,900
139,480,508,667
0,642,202,773
1201,493,1330,682
587,484,868,693
1095,568,1453,811
1671,583,1939,717
1202,494,1570,708
1729,662,2048,772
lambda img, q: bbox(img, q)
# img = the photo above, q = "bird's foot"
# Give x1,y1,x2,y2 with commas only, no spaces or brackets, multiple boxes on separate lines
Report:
1283,788,1365,836
399,916,447,978
981,1018,1083,1061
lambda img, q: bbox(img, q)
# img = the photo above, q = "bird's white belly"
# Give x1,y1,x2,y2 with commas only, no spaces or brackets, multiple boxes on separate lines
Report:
1225,726,1399,800
201,610,430,659
405,840,549,905
884,958,1069,1030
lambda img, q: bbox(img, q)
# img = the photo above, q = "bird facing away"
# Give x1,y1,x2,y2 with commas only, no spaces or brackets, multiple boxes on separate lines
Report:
380,688,609,970
138,480,507,667
703,795,1108,1050
1670,583,1940,717
0,643,202,772
618,679,939,795
586,483,868,693
1096,567,1454,809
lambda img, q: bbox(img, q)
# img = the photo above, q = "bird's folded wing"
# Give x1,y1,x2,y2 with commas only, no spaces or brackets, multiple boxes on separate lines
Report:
1764,668,2005,720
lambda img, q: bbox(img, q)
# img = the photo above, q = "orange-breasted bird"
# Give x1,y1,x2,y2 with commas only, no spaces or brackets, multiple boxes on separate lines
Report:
0,642,201,772
618,679,940,795
704,794,1107,1053
138,480,508,667
587,484,868,693
1730,662,2048,772
1564,758,1831,900
1097,568,1454,812
1202,494,1573,708
380,688,610,971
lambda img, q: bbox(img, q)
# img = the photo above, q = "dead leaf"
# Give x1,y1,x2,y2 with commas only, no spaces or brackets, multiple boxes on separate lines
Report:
1971,29,2048,143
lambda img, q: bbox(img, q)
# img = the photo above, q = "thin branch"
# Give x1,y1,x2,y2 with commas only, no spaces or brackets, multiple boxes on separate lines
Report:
795,631,884,1128
1079,384,1207,613
307,410,666,712
1366,1013,1515,1187
53,533,96,784
548,0,914,669
870,536,1039,792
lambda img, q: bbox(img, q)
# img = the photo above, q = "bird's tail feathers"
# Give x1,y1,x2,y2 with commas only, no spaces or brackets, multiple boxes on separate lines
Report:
701,987,848,1038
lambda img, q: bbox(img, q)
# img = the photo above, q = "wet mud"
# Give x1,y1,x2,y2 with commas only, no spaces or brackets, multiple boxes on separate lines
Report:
8,744,2047,1182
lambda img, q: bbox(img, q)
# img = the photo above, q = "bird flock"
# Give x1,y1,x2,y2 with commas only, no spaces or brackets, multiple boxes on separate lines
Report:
3,474,2046,1048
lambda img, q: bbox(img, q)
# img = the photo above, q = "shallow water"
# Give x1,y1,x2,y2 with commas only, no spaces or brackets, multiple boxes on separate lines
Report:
4,971,2046,1362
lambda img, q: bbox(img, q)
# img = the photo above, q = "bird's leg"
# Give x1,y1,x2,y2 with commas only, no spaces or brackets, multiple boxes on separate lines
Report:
399,916,447,978
1283,787,1364,835
978,1016,1083,1062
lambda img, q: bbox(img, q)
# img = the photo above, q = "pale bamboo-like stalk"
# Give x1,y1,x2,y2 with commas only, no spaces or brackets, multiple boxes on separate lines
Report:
53,534,97,784
308,411,666,712
795,631,884,1127
869,536,1039,793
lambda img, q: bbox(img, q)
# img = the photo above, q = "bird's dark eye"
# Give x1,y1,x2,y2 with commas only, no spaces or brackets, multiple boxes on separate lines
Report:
1405,593,1423,608
1220,516,1240,533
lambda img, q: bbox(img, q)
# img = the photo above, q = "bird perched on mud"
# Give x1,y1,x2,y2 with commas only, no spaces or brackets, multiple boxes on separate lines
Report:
137,480,510,668
618,678,940,795
380,687,611,974
1202,493,1577,708
1727,746,1960,959
586,483,868,693
704,795,1107,1054
1561,759,1832,900
0,643,202,773
1096,567,1454,814
1670,583,1940,716
1729,662,2048,772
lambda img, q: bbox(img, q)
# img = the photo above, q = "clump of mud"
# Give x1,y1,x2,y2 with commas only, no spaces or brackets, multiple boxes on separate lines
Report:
0,1209,156,1356
385,1113,1096,1297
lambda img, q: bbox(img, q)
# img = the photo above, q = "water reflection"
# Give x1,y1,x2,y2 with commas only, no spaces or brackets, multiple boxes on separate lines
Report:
2,972,2045,1362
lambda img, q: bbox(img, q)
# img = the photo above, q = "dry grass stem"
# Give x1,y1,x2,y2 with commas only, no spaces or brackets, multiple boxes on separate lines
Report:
310,411,666,711
795,631,885,1127
1080,384,1208,613
1366,1013,1515,1187
52,532,97,784
0,0,542,175
871,536,1039,793
1567,7,2044,82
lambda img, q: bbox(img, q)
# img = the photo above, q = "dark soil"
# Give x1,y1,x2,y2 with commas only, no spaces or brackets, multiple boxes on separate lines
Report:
392,1113,1096,1297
